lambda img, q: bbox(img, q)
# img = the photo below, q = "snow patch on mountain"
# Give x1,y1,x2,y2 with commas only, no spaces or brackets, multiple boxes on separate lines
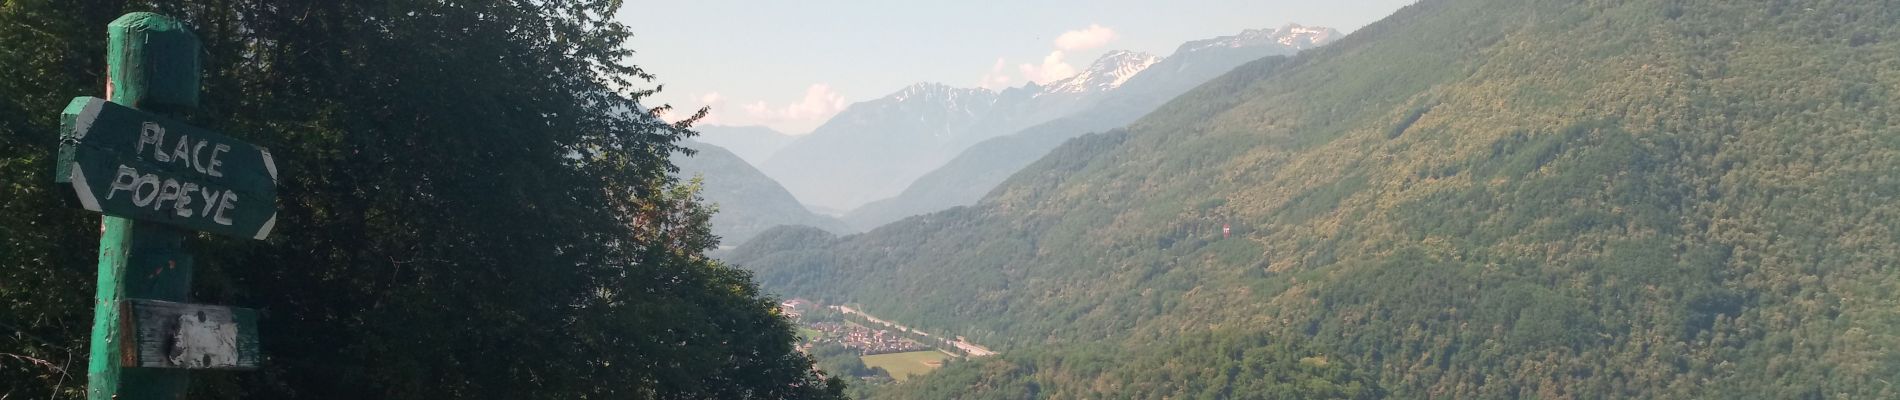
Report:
1183,23,1340,53
890,82,997,106
1039,50,1163,96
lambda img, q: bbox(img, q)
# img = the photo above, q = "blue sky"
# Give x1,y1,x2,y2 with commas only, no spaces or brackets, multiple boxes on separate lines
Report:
621,0,1417,134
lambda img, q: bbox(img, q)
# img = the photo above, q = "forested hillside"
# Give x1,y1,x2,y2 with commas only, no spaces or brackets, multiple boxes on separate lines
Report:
730,0,1900,398
1,1,841,398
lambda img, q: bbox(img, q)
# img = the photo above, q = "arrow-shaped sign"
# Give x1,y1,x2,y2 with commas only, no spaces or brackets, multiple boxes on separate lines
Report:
57,97,278,240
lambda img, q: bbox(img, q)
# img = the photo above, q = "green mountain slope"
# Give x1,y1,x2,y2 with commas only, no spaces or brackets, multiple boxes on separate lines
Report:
675,141,852,246
728,0,1900,398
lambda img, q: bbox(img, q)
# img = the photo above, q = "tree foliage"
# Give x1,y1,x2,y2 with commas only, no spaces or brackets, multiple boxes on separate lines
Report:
1,0,842,398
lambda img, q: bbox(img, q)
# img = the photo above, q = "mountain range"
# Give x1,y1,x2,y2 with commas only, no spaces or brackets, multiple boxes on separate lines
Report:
844,24,1341,230
759,25,1339,212
729,0,1900,398
758,82,1002,212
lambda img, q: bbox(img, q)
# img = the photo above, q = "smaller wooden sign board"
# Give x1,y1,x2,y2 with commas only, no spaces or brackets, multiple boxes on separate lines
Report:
120,299,261,370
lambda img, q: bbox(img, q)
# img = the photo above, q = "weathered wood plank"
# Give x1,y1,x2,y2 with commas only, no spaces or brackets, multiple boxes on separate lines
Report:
121,299,261,370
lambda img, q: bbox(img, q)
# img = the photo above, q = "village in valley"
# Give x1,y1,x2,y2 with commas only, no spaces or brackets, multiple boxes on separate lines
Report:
779,299,995,383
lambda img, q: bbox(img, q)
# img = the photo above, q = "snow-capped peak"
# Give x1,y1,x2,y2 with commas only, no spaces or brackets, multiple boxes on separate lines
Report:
888,82,997,105
1265,24,1339,48
1040,50,1163,95
1182,23,1341,53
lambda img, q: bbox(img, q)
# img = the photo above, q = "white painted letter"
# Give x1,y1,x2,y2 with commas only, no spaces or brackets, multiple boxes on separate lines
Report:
132,173,161,207
191,141,209,174
198,189,222,218
174,183,197,217
171,136,192,167
153,179,181,211
207,144,230,178
107,165,139,200
139,123,167,162
213,191,237,226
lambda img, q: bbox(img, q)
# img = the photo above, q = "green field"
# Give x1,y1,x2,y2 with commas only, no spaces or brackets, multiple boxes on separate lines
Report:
796,327,822,341
861,351,951,382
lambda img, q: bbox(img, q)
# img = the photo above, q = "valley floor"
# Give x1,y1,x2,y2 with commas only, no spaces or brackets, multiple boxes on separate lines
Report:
861,351,952,382
832,305,996,357
782,299,997,385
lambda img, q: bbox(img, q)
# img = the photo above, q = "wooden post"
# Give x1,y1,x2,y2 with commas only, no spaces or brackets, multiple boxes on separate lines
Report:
89,12,201,400
64,11,271,399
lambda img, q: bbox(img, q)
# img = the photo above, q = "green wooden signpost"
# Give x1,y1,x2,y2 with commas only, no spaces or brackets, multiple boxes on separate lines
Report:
55,12,272,400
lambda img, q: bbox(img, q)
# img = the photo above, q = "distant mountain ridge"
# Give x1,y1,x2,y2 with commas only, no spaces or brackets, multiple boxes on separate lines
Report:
1040,50,1162,95
690,125,796,166
672,140,850,247
762,24,1339,212
1181,23,1338,51
842,24,1341,230
758,82,1001,211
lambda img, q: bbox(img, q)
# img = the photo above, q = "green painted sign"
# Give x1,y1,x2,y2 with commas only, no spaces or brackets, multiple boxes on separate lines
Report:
57,96,278,240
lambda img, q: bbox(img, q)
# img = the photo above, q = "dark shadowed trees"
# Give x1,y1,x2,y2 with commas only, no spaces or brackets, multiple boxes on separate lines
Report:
1,1,844,398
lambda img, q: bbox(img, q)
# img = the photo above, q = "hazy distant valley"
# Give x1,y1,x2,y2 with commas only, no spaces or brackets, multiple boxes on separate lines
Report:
682,24,1341,243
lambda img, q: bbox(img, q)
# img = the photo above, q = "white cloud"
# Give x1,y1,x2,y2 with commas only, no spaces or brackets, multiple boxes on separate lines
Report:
977,58,1014,90
740,84,848,134
1018,50,1078,85
1054,24,1116,51
661,92,727,125
980,24,1119,88
662,86,845,133
692,92,727,125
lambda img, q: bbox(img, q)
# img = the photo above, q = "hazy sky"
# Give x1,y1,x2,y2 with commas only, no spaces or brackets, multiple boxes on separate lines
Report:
620,1,1417,134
